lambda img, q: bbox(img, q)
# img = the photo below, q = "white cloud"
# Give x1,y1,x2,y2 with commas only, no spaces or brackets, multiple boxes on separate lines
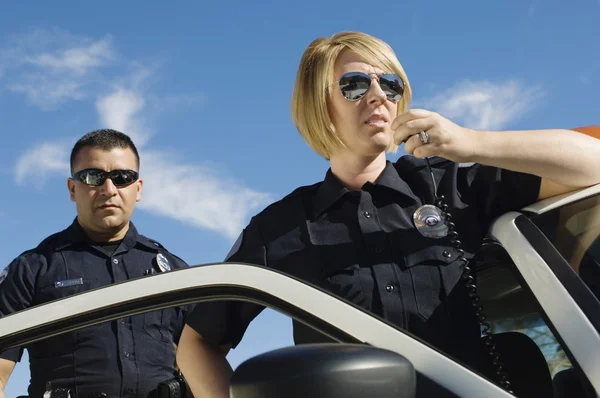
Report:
14,84,271,239
138,151,273,239
96,89,151,147
8,29,265,239
93,87,271,238
14,142,70,188
13,140,273,238
9,79,86,109
422,80,545,130
26,37,114,76
0,29,116,109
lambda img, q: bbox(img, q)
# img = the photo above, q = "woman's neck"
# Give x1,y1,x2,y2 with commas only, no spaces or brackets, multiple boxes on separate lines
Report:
329,152,387,191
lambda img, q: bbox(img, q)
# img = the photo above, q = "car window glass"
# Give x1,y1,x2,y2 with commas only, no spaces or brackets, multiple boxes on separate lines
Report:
531,195,600,302
477,242,594,397
1,306,295,397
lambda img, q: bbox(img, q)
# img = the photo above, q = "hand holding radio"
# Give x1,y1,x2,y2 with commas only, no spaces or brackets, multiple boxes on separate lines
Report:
392,109,479,163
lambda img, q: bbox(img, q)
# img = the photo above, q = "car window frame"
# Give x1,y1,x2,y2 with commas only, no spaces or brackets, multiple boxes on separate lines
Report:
0,262,515,398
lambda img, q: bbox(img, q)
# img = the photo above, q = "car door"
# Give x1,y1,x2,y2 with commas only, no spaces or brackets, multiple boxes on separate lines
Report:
487,184,600,396
0,262,516,398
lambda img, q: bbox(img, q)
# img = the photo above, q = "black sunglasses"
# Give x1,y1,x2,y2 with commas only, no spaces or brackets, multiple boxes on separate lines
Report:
72,168,139,187
338,72,404,102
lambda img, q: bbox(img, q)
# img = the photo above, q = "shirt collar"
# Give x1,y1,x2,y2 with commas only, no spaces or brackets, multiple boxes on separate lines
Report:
54,218,154,252
312,161,417,218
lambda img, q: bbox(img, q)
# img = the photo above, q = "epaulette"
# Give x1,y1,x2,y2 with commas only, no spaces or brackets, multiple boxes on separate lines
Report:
147,238,165,250
142,237,188,265
15,248,37,258
283,181,322,200
145,237,188,265
16,231,63,258
265,181,323,210
256,182,321,217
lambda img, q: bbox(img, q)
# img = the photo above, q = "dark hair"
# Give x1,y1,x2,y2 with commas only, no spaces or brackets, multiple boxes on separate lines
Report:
70,129,140,173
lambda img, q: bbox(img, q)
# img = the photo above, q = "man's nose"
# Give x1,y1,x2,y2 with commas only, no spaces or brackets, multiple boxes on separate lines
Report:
98,177,118,195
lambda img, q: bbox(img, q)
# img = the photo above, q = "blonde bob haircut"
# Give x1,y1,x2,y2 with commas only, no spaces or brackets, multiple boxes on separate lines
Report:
291,31,412,160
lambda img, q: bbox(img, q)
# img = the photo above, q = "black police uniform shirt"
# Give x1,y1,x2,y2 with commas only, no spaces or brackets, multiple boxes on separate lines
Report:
0,219,189,398
185,156,542,369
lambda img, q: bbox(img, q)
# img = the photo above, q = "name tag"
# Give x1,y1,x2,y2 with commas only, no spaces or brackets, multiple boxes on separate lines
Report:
54,278,84,288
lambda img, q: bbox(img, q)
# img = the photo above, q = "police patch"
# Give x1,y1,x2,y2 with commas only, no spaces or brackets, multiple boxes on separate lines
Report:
0,266,8,285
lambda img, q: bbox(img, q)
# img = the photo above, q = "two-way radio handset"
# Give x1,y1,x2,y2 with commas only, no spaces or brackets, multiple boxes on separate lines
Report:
414,152,514,394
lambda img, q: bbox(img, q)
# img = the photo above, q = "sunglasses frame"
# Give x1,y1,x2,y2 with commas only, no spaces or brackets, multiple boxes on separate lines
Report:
337,71,405,103
71,168,140,187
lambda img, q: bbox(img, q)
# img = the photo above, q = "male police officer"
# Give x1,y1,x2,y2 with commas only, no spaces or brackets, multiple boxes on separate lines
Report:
0,129,189,398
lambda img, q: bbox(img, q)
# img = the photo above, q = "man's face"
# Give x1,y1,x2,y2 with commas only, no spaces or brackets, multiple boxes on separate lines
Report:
68,147,143,240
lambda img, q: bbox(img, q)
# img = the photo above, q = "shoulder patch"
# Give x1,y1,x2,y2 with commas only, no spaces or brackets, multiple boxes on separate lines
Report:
0,266,8,285
225,231,244,261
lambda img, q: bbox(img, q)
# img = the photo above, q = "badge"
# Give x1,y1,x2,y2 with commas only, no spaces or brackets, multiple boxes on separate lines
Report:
156,253,171,272
413,204,448,238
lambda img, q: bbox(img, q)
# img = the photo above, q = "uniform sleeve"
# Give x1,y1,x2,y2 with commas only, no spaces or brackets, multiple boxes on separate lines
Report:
0,255,36,362
457,163,542,229
185,218,267,349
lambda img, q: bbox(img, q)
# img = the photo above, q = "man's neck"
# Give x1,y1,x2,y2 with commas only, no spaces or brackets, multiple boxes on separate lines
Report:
79,220,130,243
329,152,387,191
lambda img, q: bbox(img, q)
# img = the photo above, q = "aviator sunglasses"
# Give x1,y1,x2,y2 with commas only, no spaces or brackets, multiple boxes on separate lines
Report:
338,72,405,102
72,168,139,187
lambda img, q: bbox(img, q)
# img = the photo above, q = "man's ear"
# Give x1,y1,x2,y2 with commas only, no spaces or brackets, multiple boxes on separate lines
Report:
67,178,76,202
136,177,143,202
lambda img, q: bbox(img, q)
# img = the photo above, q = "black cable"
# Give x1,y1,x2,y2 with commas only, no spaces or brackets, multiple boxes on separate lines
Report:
424,157,513,394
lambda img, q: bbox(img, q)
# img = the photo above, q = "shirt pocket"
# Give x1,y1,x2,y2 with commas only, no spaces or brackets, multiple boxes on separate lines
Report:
36,278,92,304
321,263,373,311
143,308,177,342
403,242,460,321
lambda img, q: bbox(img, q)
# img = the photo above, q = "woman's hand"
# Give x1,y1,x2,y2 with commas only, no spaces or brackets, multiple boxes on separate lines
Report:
392,109,479,163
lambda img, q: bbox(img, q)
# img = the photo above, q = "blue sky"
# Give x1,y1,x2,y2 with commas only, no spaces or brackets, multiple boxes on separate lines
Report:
1,0,599,394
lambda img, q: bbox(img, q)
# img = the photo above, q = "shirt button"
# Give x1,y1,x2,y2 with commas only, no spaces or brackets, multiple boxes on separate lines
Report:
124,351,130,358
375,247,383,254
364,211,371,218
385,285,394,293
443,250,452,258
113,258,119,264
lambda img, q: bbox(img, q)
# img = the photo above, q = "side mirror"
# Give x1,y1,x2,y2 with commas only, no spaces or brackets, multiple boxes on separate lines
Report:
230,343,416,398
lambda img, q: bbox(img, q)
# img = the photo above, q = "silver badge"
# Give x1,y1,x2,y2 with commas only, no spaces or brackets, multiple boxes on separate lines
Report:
156,253,171,272
413,204,448,238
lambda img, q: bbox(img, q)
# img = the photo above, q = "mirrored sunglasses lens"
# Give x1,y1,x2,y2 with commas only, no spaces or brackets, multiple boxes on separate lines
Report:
380,74,404,102
81,170,106,186
110,170,137,186
339,73,371,100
